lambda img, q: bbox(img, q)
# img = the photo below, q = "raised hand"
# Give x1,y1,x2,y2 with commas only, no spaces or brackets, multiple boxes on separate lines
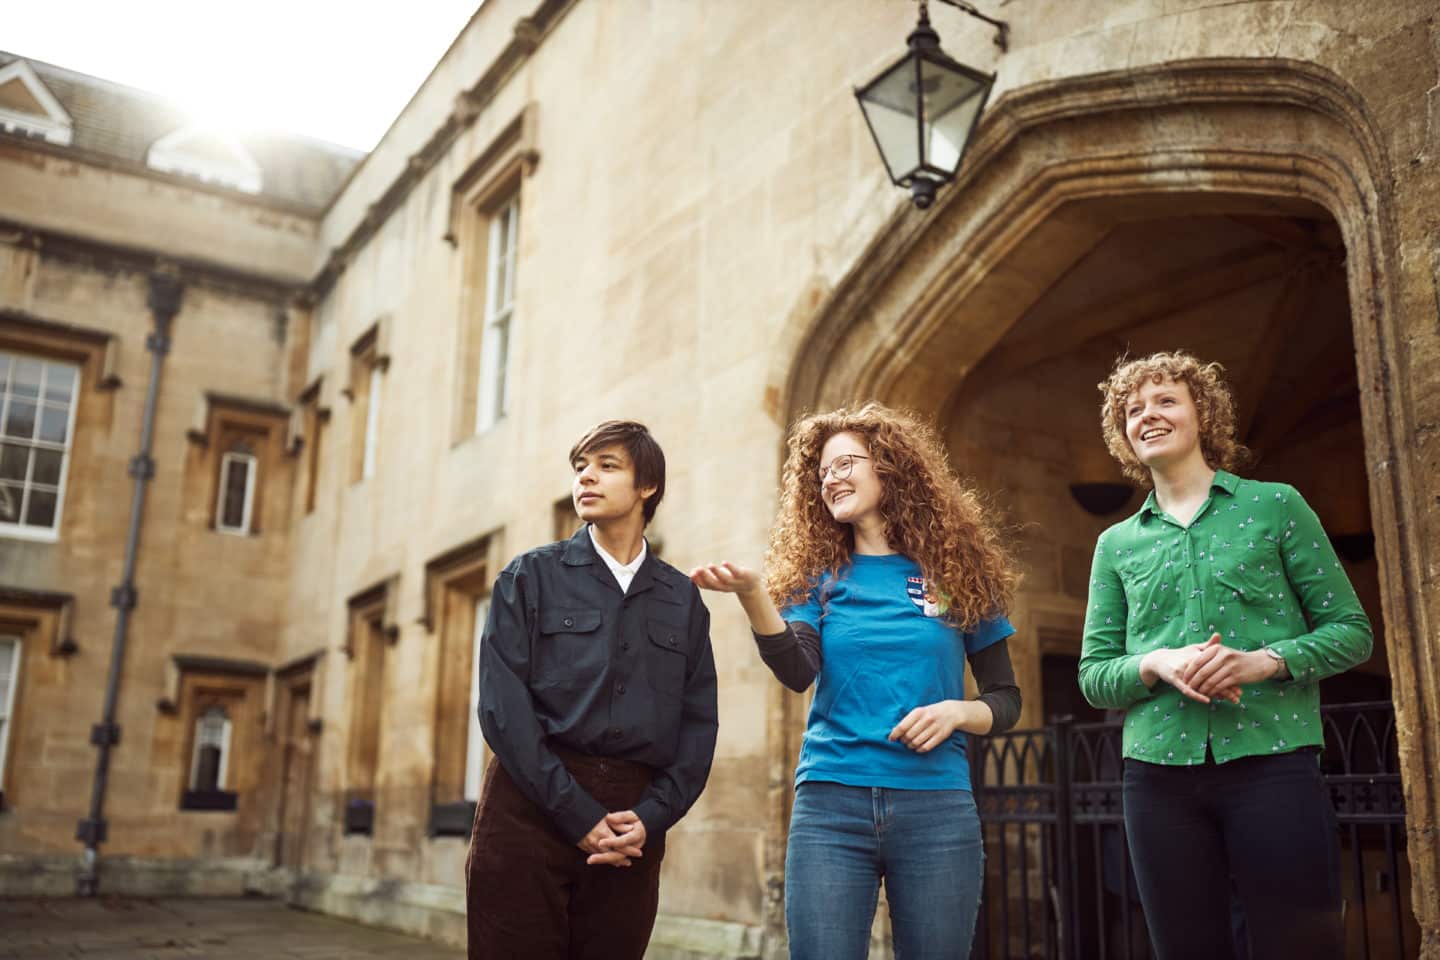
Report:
689,562,786,635
688,562,762,595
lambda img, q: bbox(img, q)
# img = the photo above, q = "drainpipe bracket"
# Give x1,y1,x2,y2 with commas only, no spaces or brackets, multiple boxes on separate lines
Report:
89,723,120,747
75,818,107,845
145,331,172,355
127,454,155,480
109,584,137,610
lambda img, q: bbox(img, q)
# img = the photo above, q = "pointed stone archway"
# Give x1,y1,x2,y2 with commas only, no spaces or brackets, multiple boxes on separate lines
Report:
768,58,1437,956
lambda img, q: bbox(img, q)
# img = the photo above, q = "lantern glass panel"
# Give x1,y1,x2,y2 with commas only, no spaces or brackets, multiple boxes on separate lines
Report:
856,54,922,183
918,57,989,174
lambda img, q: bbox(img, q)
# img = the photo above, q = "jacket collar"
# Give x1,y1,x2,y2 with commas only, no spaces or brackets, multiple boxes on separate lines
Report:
561,524,672,597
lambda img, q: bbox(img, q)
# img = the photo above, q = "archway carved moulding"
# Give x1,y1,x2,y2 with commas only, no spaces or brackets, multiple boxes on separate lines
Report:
770,58,1438,952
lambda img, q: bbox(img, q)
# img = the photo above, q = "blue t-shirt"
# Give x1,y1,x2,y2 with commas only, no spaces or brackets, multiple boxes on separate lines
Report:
783,553,1014,791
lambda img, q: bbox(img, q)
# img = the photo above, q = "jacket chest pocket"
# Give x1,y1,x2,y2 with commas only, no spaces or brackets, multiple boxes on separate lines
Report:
644,619,688,697
535,608,605,688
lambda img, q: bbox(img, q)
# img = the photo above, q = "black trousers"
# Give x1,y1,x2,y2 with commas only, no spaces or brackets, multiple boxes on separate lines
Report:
1123,749,1343,960
465,749,666,960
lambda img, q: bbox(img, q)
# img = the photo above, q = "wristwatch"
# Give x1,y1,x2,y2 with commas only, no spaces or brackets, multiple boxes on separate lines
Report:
1261,646,1289,680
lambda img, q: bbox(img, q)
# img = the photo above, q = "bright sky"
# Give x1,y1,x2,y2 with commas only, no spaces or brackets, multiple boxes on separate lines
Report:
4,1,482,152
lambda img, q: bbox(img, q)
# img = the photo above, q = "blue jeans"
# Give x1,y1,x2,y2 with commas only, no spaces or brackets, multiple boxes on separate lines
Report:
785,781,984,960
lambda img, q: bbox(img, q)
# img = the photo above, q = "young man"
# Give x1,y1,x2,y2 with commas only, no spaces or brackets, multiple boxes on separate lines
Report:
1079,352,1371,960
466,420,718,960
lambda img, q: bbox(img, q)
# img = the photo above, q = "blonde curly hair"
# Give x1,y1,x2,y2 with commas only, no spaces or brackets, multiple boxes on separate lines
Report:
1097,351,1250,486
765,402,1018,630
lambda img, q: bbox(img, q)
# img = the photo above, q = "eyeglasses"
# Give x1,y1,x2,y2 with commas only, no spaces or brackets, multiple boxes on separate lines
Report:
818,454,870,483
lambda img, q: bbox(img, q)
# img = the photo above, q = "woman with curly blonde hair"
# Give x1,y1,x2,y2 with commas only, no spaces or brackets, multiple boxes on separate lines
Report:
1080,351,1371,960
691,402,1021,960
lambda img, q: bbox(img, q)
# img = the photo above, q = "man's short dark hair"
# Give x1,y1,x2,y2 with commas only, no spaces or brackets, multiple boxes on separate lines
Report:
568,420,666,524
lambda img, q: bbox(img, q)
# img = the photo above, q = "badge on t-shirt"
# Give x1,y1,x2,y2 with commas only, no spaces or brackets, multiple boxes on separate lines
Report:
907,576,950,618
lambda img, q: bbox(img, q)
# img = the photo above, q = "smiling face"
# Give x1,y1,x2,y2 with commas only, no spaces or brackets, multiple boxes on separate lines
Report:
819,431,883,528
572,443,656,527
1124,377,1203,472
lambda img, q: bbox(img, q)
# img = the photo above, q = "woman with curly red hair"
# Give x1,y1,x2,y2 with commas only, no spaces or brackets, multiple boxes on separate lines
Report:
1080,351,1371,960
691,402,1021,960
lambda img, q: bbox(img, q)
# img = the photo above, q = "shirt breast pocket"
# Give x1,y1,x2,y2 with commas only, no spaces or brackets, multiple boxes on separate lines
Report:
535,608,605,688
1213,543,1285,608
1117,551,1170,612
645,618,689,698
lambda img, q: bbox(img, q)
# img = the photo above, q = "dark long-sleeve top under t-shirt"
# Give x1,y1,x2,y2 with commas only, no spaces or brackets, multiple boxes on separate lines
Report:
477,525,719,845
754,553,1022,792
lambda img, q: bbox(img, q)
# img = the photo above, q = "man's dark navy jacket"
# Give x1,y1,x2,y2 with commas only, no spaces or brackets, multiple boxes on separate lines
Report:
477,525,719,844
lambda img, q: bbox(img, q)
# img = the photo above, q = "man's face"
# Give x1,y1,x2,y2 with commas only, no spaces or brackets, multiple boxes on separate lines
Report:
571,443,656,526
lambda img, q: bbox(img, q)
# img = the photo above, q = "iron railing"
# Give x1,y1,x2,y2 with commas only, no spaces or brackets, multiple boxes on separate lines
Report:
968,701,1414,960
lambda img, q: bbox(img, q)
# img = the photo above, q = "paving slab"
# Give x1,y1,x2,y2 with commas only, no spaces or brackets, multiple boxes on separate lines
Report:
0,897,464,960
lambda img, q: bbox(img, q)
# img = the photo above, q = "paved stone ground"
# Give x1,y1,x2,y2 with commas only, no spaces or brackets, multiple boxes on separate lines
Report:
0,897,464,959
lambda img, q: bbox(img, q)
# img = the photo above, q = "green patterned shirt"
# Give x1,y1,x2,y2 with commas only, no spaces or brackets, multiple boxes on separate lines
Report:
1079,470,1372,764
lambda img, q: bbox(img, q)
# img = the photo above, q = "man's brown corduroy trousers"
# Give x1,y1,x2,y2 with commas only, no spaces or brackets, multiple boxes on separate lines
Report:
465,749,666,960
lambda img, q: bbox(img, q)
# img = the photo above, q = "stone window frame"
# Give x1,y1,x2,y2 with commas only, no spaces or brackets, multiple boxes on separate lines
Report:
157,655,268,814
185,392,290,536
0,588,76,661
420,533,504,836
343,323,390,485
343,576,399,836
0,586,70,810
295,377,332,515
0,311,120,544
0,631,20,803
553,494,580,543
446,105,539,444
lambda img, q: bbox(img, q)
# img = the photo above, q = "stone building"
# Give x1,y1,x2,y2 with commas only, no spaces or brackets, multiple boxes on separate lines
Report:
1,2,1437,958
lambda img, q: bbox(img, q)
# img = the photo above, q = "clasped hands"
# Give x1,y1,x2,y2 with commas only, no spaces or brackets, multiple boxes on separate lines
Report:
578,810,647,868
1142,633,1283,704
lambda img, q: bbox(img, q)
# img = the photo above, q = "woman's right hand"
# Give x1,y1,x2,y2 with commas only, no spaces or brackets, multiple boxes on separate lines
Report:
688,562,762,596
688,563,786,635
1140,635,1241,704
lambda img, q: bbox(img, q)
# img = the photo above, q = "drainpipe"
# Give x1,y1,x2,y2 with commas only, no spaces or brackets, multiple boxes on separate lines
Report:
76,269,183,896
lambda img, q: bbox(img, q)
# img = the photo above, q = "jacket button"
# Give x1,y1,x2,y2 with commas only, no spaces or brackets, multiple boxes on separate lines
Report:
621,641,631,651
668,635,678,646
616,682,627,695
563,617,574,628
609,728,622,739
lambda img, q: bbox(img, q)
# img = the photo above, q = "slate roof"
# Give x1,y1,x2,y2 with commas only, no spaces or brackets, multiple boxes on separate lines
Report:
0,50,362,212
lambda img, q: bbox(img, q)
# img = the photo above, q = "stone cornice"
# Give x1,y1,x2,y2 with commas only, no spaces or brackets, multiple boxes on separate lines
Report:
0,216,305,305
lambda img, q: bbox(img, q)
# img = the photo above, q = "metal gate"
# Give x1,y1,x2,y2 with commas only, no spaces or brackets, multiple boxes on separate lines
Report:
967,702,1414,959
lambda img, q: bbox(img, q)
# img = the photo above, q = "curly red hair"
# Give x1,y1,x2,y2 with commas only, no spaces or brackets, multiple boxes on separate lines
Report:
765,403,1018,630
1097,351,1250,486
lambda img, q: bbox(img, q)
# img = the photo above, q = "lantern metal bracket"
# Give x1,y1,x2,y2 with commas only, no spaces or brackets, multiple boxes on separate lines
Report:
927,0,1009,53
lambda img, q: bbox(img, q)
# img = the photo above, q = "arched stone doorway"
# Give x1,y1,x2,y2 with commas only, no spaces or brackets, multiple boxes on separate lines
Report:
768,59,1436,955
